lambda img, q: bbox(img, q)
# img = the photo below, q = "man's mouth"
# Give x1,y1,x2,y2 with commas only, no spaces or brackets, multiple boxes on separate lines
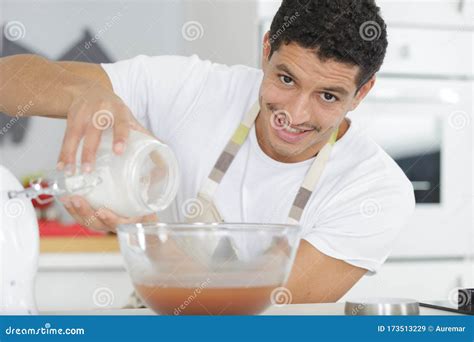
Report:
274,125,314,143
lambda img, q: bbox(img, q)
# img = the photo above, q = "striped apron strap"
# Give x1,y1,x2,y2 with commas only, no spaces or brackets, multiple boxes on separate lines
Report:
286,129,338,224
197,101,260,201
196,99,339,225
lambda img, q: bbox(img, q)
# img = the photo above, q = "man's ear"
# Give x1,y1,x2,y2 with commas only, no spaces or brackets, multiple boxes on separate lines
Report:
349,75,376,111
262,31,272,69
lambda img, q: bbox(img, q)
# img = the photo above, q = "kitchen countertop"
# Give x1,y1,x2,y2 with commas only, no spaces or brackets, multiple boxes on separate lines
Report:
41,303,463,316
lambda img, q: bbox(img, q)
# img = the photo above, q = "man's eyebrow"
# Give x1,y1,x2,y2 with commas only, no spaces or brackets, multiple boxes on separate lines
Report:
275,64,299,81
322,86,350,97
275,63,351,97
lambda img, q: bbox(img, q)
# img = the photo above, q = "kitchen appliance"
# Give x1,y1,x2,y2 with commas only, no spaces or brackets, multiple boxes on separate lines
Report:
348,25,473,258
0,164,39,315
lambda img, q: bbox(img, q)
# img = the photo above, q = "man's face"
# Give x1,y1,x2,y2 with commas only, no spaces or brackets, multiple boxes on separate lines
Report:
258,34,373,163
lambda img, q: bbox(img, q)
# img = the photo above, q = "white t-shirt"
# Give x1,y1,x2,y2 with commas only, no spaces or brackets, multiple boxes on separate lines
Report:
101,54,415,274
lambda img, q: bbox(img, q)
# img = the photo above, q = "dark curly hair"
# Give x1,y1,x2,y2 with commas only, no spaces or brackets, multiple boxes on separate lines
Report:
268,0,388,91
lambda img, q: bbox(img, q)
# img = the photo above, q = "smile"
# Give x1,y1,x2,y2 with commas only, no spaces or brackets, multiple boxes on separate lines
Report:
274,125,314,143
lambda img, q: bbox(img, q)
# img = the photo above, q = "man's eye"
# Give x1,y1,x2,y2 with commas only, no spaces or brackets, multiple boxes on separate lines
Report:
320,92,337,103
279,75,294,86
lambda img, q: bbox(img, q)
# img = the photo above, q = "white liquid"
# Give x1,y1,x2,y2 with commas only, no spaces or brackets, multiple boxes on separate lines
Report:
69,167,144,217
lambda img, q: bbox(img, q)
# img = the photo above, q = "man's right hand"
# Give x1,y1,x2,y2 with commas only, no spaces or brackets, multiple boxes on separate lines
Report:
0,55,151,170
1,55,157,232
57,82,159,232
57,82,149,174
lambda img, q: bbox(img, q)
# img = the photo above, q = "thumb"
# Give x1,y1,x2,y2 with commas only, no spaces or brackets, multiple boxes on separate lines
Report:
141,213,159,223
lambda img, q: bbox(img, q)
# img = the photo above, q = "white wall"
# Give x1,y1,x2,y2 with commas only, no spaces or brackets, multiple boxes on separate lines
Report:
1,0,185,179
0,0,260,179
182,0,259,67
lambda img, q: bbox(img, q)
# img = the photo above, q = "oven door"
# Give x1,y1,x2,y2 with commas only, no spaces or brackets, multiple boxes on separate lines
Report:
348,77,472,257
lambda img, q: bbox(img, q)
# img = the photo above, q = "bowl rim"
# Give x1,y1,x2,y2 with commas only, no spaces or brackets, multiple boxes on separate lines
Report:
117,222,301,234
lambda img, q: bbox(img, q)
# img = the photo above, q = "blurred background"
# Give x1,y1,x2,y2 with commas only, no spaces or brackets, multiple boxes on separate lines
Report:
0,0,472,311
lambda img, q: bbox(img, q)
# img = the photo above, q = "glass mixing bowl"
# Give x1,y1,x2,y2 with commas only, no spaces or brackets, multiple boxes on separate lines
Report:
117,222,302,315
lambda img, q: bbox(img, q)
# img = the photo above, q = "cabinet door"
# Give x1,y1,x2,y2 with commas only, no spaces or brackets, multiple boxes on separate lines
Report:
35,253,134,311
258,0,474,27
381,27,472,76
35,269,133,311
378,0,473,27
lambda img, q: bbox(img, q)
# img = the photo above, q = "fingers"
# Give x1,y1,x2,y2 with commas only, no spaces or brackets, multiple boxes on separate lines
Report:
58,89,137,171
112,112,131,155
93,206,127,228
142,213,159,223
57,116,85,173
80,127,102,172
60,196,158,233
96,206,141,226
89,207,159,230
61,196,115,233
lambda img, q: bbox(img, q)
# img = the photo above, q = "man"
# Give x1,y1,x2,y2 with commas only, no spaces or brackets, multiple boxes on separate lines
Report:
0,0,414,303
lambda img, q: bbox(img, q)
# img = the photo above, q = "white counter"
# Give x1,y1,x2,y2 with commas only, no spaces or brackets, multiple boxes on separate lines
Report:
42,303,463,316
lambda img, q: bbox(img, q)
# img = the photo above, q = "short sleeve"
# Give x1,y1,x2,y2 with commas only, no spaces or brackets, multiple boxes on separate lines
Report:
304,173,415,275
101,54,211,142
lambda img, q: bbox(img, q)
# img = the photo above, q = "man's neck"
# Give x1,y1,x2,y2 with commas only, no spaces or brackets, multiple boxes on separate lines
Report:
336,118,350,141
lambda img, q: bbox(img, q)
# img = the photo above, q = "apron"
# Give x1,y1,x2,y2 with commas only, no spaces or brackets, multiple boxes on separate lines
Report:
124,101,339,308
186,100,338,225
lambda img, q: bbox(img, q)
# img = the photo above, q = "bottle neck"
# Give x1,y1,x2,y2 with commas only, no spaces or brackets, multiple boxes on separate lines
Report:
8,170,102,200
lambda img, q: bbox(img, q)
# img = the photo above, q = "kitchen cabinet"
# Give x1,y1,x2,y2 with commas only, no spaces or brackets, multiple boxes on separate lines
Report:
377,0,474,28
257,0,474,28
257,1,474,70
35,253,133,311
380,27,473,77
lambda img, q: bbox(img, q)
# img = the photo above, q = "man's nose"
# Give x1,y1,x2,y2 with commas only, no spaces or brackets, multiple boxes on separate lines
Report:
288,96,311,125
